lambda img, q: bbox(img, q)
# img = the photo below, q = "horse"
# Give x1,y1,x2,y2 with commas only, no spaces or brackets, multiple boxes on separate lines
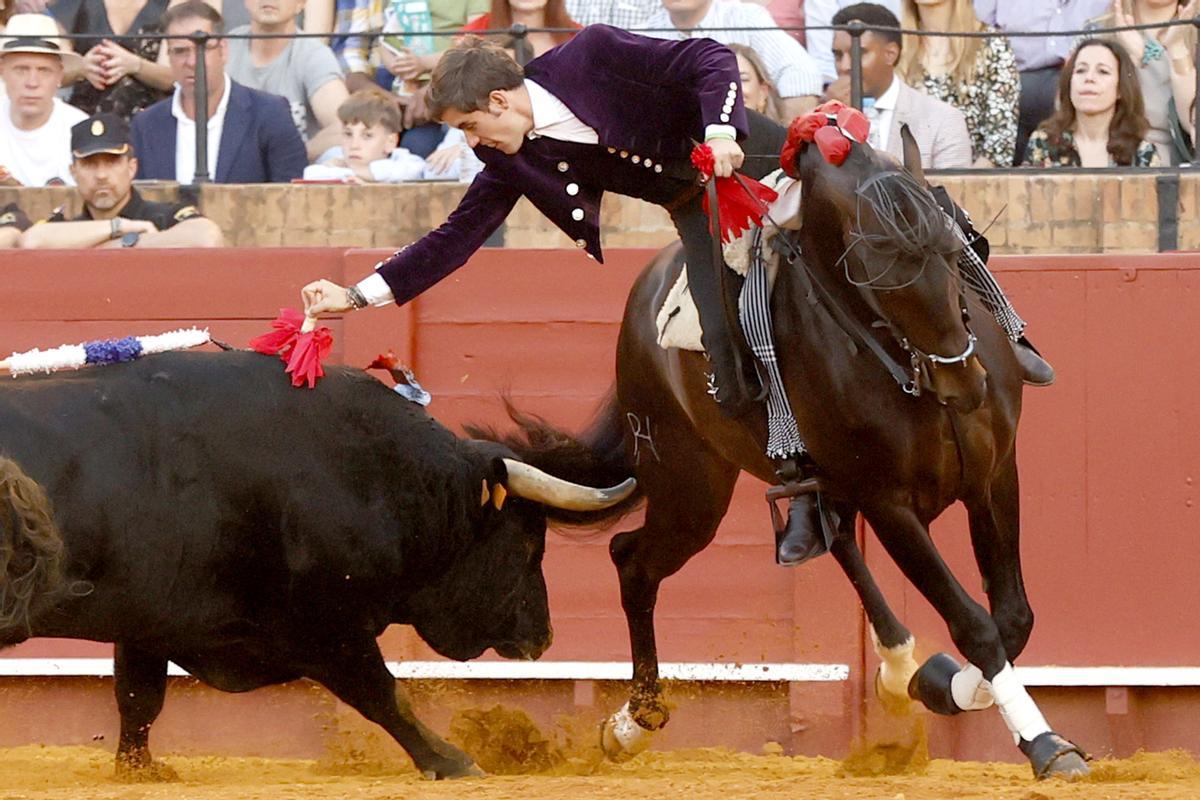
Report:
477,124,1089,780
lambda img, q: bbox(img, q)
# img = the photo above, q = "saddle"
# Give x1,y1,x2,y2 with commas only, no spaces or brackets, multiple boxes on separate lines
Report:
655,171,801,352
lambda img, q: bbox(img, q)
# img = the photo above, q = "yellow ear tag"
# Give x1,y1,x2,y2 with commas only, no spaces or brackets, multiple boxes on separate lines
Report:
491,483,507,511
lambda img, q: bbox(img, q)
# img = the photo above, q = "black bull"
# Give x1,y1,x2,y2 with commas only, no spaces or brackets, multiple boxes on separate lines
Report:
0,350,633,779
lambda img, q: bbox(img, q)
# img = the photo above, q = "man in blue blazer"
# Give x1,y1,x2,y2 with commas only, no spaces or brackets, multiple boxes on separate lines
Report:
131,1,306,184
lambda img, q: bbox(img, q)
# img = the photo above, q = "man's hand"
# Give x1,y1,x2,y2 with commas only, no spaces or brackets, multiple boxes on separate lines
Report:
118,219,158,236
823,76,851,105
302,278,353,316
706,138,744,178
399,86,431,130
425,144,461,177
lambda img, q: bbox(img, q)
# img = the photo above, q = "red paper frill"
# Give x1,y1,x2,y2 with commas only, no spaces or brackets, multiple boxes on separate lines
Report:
249,308,333,389
781,100,870,174
814,126,852,166
690,143,780,244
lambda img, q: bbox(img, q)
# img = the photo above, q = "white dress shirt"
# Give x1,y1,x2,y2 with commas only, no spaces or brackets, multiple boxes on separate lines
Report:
172,74,233,184
866,73,900,153
642,0,823,98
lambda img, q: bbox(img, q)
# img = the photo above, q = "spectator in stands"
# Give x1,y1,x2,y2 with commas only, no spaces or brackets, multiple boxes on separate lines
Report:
805,0,901,84
729,43,785,123
131,1,307,182
459,0,581,64
762,0,805,47
304,88,428,180
227,0,350,160
563,0,655,28
51,0,175,119
642,0,823,118
826,3,971,167
974,0,1110,165
897,0,1019,167
1088,0,1196,164
22,112,225,248
0,14,87,187
1023,38,1160,166
0,202,31,247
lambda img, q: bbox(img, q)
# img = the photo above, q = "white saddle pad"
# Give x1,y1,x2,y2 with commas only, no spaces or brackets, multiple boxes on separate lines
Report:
655,171,801,352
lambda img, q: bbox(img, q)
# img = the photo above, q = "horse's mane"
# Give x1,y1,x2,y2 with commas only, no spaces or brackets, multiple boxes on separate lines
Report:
844,168,959,274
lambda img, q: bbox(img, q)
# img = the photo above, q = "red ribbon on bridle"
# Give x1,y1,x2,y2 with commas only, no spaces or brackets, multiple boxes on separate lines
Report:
780,100,871,176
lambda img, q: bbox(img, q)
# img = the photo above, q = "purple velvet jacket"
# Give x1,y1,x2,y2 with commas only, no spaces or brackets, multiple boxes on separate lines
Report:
375,25,748,305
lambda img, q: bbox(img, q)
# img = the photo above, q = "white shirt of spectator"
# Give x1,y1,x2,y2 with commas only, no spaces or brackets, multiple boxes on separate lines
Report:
304,146,427,182
867,73,900,153
0,94,87,187
172,74,234,185
641,0,824,99
804,0,902,84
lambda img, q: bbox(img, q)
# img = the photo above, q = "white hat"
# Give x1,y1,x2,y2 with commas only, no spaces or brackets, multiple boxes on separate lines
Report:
0,14,84,71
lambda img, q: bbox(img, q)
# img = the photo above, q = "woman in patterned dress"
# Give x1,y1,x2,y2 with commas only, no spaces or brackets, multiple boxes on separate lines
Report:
898,0,1019,167
1024,38,1160,167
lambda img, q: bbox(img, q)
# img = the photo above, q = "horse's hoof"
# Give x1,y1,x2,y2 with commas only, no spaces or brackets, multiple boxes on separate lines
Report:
114,757,179,783
1020,731,1090,781
907,652,964,716
600,702,654,761
874,667,913,715
421,761,485,780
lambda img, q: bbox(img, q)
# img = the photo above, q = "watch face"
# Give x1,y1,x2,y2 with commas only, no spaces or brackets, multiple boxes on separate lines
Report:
121,231,141,247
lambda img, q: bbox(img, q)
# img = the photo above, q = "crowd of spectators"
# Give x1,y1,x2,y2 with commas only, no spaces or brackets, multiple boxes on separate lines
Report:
0,0,1195,248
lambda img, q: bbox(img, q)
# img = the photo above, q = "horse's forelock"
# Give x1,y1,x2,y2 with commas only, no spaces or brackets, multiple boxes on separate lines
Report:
850,169,959,261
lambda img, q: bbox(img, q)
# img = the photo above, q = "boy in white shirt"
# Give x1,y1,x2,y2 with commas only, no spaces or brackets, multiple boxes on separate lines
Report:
304,90,425,183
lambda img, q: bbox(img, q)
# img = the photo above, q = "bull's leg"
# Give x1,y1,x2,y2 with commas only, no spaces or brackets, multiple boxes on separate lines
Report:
825,508,916,713
309,638,481,779
113,643,178,781
602,446,739,760
865,503,1086,780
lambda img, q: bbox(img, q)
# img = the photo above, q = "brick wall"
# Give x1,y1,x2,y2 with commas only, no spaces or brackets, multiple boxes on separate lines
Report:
3,172,1194,252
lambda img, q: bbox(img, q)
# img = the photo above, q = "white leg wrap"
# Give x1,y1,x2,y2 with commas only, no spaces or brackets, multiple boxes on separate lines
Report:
603,702,653,756
987,663,1050,743
950,663,994,711
871,629,918,699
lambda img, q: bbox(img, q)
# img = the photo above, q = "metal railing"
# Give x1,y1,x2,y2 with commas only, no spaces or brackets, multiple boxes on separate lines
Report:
48,15,1200,183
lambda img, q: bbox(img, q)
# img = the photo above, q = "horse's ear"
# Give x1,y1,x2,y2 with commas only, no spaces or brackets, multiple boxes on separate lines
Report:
899,124,926,186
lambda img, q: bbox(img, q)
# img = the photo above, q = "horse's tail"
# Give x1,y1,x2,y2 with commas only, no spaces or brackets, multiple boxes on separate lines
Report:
465,393,643,528
0,456,65,633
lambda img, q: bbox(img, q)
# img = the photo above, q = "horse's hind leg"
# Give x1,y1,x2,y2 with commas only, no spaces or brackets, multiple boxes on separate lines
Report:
601,444,740,759
826,506,916,713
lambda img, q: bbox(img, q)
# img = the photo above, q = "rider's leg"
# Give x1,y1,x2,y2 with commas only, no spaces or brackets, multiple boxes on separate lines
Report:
774,453,832,566
670,195,762,417
929,186,1055,387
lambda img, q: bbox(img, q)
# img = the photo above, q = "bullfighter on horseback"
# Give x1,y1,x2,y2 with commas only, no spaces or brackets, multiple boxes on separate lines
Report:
300,26,1052,569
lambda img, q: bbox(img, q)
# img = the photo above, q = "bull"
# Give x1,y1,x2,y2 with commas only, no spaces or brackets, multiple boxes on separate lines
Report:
0,350,634,779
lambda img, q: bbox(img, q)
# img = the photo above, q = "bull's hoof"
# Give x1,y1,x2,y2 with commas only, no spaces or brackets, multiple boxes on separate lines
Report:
907,653,964,716
874,667,914,716
420,759,485,780
114,756,179,783
1019,731,1090,781
599,702,656,761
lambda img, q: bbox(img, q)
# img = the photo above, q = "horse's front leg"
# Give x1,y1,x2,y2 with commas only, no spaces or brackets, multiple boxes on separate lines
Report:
600,449,739,760
825,504,917,713
864,501,1087,780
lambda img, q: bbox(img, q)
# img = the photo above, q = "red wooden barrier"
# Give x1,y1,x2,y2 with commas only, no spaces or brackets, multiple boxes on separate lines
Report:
0,248,1197,762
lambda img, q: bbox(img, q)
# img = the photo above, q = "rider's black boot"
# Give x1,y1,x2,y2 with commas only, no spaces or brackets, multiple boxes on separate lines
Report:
1013,336,1055,386
773,456,832,567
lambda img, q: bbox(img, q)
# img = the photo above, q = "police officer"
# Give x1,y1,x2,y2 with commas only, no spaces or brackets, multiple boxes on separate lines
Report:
22,113,225,250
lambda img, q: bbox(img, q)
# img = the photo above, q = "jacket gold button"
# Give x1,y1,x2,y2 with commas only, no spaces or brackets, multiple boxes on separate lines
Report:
557,161,569,172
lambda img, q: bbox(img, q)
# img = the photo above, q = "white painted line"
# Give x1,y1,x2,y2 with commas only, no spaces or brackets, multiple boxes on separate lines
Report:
0,659,848,683
2,660,1197,686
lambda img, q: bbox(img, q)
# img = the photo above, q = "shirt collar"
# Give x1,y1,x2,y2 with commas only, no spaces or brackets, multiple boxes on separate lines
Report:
171,74,233,126
873,74,901,111
81,187,143,221
524,78,563,139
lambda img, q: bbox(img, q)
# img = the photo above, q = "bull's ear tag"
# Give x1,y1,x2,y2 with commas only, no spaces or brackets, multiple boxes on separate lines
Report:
491,483,508,511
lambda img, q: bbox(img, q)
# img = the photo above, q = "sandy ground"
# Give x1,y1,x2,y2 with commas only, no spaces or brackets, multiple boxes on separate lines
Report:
3,705,1200,800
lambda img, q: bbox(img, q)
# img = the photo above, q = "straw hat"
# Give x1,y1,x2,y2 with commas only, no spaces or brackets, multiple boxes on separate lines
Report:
0,14,84,71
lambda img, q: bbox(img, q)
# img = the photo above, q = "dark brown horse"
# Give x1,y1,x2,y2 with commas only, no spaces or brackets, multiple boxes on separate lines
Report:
481,128,1088,780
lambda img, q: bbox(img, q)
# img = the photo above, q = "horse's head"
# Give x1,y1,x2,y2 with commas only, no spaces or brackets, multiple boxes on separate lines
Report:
786,107,986,411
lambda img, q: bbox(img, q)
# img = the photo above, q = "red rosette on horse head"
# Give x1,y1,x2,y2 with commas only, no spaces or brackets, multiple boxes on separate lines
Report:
814,126,853,166
781,100,870,175
690,142,779,244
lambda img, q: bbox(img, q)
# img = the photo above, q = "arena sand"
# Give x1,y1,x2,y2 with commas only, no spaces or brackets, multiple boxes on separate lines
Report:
2,705,1198,800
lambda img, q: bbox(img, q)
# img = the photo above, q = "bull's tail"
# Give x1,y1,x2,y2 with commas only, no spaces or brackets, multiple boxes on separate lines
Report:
0,457,64,633
465,393,643,528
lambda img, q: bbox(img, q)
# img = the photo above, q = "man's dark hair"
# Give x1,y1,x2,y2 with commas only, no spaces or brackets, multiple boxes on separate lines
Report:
832,3,901,49
160,0,225,35
427,36,524,119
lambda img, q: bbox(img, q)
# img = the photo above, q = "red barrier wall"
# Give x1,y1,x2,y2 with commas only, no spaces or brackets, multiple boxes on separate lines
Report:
0,248,1197,763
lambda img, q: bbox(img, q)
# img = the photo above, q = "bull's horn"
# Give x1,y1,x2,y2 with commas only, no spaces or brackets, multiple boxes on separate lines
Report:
502,459,637,511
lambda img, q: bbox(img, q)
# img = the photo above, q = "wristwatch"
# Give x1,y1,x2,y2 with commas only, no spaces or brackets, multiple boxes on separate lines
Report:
120,231,141,248
110,218,122,239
